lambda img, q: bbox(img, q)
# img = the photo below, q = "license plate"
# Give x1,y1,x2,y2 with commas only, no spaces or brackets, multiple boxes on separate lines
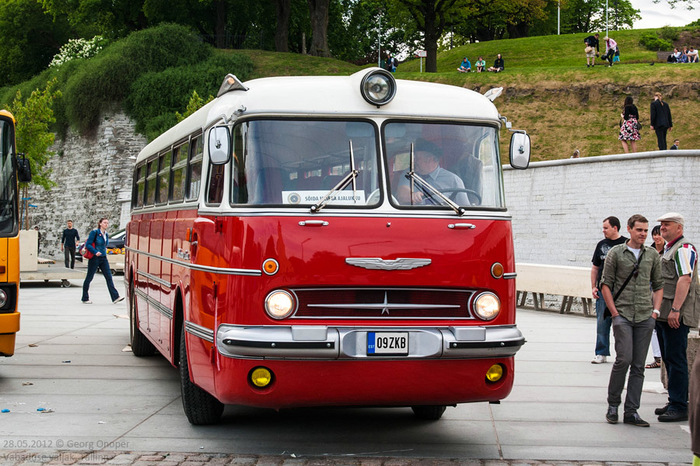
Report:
367,332,409,356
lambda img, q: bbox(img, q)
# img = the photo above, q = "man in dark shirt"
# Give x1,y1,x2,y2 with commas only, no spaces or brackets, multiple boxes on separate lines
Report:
584,33,600,67
61,220,80,269
650,92,673,150
591,216,627,364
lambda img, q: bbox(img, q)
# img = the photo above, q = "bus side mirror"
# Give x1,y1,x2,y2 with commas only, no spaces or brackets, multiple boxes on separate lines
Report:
17,154,31,182
208,126,231,165
509,132,530,170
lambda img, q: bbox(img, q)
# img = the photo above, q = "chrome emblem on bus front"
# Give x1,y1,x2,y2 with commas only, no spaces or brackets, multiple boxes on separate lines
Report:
345,258,431,271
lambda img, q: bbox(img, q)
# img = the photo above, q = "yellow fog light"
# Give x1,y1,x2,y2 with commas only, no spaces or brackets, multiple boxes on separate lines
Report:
250,367,273,388
474,292,500,321
264,289,296,319
486,364,504,383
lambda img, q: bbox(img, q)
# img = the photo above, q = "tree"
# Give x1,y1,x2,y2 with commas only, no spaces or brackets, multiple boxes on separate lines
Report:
0,0,71,87
393,0,471,72
9,79,62,190
41,0,147,39
272,0,292,52
308,0,331,56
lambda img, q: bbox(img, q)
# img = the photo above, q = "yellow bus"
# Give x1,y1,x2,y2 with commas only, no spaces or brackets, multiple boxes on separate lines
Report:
0,110,31,357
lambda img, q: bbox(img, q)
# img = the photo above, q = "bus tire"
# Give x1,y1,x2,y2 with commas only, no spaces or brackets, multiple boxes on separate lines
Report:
179,326,224,425
129,283,156,357
411,405,446,420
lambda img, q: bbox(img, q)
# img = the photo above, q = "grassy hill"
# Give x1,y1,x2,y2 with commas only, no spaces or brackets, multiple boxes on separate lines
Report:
2,25,698,161
143,28,700,161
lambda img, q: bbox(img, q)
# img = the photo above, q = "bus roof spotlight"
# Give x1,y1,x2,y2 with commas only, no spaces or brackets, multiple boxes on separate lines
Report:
360,70,396,107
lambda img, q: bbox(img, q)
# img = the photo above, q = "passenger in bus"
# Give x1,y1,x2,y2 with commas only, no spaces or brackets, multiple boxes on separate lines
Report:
395,139,469,206
81,218,124,305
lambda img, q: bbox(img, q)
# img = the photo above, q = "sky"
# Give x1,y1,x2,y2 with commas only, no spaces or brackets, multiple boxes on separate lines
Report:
631,0,700,28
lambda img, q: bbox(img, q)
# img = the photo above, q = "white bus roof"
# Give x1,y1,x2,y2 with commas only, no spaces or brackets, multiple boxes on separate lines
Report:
136,69,501,164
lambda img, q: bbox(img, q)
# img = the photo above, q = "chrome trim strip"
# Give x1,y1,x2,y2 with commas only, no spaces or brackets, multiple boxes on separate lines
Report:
134,289,174,320
307,303,459,310
216,324,524,360
126,246,262,277
137,270,172,288
186,321,215,343
503,273,517,279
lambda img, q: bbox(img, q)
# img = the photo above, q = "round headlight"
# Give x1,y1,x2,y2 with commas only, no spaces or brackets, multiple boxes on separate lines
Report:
360,69,397,106
264,290,296,319
0,289,7,308
473,292,500,321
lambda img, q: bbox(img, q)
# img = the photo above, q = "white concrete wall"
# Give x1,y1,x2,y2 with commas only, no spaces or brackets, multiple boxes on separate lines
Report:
504,150,700,268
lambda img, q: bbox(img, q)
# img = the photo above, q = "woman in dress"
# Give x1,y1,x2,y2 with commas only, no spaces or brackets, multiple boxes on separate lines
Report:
619,96,640,153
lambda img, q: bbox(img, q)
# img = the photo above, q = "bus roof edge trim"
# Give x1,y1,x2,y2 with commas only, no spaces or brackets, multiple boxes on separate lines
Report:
217,74,248,98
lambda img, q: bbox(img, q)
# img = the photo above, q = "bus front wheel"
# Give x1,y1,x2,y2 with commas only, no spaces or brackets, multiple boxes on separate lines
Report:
179,326,224,425
411,405,446,420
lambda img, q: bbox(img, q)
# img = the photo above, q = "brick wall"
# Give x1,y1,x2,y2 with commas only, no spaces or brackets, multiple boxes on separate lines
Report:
504,150,700,268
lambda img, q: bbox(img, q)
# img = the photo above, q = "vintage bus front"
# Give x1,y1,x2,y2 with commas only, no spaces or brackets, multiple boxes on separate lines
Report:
127,70,530,425
0,111,26,357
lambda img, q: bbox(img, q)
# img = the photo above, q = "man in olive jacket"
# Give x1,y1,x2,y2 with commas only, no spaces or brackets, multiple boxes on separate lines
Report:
657,212,700,423
601,214,663,427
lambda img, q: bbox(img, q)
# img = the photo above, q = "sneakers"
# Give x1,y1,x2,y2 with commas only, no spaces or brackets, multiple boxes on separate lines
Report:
81,300,92,304
591,355,607,364
113,296,125,304
623,412,650,427
658,410,688,422
606,405,618,424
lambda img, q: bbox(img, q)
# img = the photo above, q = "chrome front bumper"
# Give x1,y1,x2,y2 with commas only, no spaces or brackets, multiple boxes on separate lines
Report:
216,325,525,360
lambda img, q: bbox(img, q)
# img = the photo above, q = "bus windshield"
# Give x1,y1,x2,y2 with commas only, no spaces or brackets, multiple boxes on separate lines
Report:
0,117,17,234
228,119,379,207
222,119,504,210
385,122,504,209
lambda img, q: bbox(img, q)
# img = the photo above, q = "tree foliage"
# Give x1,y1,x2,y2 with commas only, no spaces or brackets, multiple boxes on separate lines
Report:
8,79,62,190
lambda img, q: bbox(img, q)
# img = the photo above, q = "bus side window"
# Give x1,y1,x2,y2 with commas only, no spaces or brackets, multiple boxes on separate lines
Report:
157,150,171,204
171,143,188,202
206,163,225,205
187,135,203,201
145,159,157,205
133,165,145,208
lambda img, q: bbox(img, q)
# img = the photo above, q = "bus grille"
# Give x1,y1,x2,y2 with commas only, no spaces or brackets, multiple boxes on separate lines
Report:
290,288,473,319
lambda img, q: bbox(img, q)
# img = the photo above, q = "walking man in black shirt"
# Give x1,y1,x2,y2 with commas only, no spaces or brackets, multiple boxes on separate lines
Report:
61,219,80,269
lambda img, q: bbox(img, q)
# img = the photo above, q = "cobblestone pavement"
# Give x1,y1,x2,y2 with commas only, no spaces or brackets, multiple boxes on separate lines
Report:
0,451,691,466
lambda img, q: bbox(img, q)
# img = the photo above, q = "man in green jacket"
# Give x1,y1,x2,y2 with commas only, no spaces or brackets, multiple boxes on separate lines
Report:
601,214,663,427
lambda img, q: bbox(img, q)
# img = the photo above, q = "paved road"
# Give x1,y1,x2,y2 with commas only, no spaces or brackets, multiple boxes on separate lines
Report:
0,275,693,464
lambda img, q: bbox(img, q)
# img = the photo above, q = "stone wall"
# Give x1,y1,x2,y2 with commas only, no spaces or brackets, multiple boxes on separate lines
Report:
504,150,700,267
28,112,147,259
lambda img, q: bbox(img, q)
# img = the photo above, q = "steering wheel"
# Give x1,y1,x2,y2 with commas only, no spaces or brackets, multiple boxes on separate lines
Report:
431,187,482,206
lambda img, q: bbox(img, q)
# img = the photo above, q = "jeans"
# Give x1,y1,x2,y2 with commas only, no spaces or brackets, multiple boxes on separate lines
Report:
607,315,655,414
595,298,612,356
656,320,690,412
64,246,76,269
82,255,120,302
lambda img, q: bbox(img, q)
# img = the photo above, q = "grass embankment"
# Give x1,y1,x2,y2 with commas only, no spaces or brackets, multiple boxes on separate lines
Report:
395,29,700,161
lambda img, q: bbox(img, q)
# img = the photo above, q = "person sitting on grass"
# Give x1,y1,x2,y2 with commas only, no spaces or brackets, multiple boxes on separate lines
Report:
487,54,504,72
475,56,486,72
457,57,471,72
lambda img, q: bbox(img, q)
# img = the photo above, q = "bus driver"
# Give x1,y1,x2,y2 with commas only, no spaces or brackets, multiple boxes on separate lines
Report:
396,139,469,206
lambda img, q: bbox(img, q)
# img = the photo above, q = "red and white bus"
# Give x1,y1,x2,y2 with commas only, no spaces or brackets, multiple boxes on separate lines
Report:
126,69,530,425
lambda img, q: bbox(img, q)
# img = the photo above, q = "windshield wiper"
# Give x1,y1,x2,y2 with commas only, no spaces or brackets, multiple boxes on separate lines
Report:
310,140,359,213
405,143,465,216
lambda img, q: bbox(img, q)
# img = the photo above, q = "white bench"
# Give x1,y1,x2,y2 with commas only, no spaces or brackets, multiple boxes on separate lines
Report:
515,263,593,315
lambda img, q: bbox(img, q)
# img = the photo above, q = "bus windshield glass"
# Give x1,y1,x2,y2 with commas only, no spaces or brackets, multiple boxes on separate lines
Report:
0,117,17,234
229,119,379,207
385,122,504,209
